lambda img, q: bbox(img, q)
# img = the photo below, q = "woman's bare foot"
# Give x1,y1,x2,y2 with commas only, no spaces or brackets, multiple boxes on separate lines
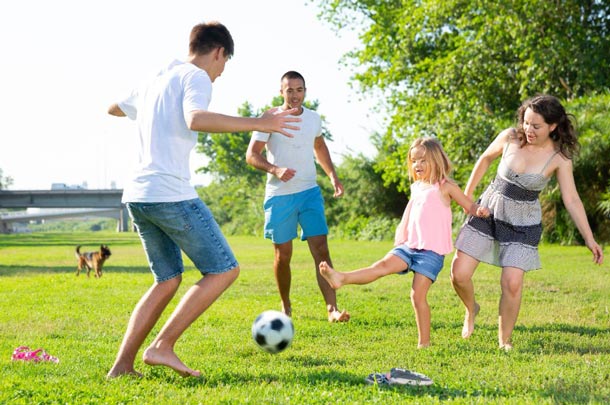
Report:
143,346,201,377
461,302,480,338
328,309,350,323
500,342,513,351
319,261,344,290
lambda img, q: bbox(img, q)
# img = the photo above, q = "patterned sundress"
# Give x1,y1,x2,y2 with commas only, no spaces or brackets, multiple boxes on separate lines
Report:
454,143,558,271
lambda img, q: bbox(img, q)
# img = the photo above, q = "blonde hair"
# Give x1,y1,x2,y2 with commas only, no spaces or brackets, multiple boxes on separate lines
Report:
407,137,453,184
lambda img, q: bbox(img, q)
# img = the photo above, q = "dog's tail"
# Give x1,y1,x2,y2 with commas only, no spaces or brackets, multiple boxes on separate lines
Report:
75,245,82,257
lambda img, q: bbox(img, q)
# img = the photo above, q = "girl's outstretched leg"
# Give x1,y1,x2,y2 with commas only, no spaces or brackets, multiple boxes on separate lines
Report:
319,261,345,289
319,254,408,289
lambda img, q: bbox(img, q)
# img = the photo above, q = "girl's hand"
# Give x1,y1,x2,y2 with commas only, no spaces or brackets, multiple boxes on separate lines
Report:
470,203,490,218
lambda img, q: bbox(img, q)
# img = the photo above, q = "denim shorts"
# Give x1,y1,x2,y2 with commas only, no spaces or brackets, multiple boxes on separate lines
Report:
390,246,445,282
126,198,238,282
263,186,328,244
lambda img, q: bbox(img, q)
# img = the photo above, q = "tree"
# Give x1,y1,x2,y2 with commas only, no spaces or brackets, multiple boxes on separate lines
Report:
317,0,610,190
0,168,13,190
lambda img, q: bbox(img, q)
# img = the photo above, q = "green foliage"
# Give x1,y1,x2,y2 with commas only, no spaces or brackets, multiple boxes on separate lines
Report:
196,102,265,185
1,233,609,403
320,151,406,240
541,92,610,243
317,0,610,243
197,177,266,237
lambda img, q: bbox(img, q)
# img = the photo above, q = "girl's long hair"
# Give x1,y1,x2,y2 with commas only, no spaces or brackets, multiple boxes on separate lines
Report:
407,137,453,184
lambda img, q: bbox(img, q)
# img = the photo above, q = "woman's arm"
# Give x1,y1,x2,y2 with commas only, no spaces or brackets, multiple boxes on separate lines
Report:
463,128,511,199
556,157,604,264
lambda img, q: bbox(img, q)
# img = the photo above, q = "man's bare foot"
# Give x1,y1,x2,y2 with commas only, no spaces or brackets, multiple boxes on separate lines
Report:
106,367,143,379
328,309,350,322
281,302,292,317
461,302,480,339
319,261,344,290
142,346,201,377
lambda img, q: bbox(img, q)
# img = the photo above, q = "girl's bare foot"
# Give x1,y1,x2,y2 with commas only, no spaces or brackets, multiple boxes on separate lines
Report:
461,302,480,338
328,309,350,323
319,261,344,289
143,346,201,377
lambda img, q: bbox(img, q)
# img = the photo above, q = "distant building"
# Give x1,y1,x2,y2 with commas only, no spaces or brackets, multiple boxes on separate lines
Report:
51,183,87,190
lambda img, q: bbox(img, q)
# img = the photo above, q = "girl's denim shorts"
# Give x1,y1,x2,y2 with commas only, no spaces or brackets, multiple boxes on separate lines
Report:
390,246,445,282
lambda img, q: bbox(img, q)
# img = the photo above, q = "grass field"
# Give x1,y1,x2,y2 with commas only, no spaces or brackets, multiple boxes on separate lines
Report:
0,232,608,404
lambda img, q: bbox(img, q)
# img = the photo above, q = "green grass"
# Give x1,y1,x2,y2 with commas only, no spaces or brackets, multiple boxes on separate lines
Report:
0,232,608,404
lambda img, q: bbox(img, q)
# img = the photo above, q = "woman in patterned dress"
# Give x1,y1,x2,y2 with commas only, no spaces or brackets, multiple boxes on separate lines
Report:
451,95,604,350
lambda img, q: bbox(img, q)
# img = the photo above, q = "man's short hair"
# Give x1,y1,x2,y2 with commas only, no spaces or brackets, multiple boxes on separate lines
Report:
189,22,234,57
281,71,306,88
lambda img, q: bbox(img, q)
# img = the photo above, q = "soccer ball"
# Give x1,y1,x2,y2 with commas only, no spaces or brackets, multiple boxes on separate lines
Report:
251,310,294,354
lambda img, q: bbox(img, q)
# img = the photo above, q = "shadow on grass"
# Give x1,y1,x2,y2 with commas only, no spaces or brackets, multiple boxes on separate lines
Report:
163,367,499,401
0,265,150,277
514,323,610,355
539,381,608,404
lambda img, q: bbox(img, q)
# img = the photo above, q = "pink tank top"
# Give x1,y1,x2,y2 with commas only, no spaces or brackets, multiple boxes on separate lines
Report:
394,181,453,255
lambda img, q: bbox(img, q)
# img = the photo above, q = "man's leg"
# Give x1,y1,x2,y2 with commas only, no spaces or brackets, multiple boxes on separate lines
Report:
307,235,350,322
142,267,239,376
273,242,293,316
107,276,182,378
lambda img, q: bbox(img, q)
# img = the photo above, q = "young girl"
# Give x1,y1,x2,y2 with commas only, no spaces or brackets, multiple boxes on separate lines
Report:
319,137,489,348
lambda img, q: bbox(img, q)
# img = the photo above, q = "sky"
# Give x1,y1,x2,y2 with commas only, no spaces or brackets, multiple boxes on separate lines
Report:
0,0,382,190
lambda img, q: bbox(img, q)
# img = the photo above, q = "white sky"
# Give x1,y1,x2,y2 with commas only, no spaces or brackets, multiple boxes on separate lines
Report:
0,0,382,190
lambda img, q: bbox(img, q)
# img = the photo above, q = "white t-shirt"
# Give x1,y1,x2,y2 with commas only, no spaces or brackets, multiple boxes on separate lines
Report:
119,60,211,203
251,106,322,197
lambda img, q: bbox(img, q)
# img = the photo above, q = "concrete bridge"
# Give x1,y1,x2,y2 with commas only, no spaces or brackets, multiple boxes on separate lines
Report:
0,189,129,233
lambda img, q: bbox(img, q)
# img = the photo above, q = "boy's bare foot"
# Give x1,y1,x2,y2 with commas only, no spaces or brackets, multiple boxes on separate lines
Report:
328,309,350,323
143,346,201,377
461,302,480,339
106,367,143,379
319,261,344,290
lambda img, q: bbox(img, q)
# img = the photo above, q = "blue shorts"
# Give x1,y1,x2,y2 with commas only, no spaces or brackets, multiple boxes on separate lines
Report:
263,186,328,244
390,246,445,282
126,199,238,282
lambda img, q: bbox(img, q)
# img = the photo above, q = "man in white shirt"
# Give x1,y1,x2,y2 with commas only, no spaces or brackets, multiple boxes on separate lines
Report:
246,71,350,323
106,22,300,379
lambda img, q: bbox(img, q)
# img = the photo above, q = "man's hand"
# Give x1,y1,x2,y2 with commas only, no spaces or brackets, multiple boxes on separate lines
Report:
273,167,296,182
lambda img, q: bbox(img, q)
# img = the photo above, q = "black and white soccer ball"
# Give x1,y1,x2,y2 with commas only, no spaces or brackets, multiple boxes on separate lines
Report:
251,310,294,354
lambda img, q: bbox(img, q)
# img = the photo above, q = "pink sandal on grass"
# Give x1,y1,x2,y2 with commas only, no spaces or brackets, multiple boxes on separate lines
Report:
12,346,59,363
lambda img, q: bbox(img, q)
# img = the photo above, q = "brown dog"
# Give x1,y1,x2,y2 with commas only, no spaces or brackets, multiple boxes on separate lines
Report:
75,245,111,278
